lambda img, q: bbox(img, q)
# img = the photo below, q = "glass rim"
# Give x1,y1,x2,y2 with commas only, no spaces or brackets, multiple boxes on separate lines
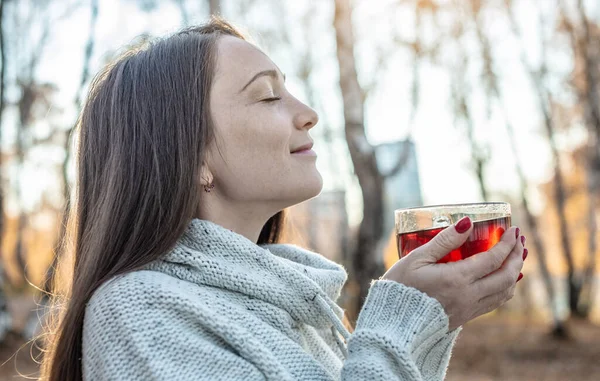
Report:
395,201,511,235
394,201,510,213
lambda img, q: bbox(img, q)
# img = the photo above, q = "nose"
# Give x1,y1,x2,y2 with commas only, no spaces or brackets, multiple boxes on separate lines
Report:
293,101,319,131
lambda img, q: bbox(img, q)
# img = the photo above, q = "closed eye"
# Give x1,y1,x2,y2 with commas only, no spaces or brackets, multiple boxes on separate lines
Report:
261,97,281,103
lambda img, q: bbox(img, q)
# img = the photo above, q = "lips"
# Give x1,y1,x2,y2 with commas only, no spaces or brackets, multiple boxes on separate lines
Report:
291,142,314,153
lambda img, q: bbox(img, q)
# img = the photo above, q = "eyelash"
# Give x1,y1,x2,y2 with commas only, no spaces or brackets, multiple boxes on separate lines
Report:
261,97,281,103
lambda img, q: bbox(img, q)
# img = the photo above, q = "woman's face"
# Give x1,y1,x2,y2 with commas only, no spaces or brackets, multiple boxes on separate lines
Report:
205,36,322,211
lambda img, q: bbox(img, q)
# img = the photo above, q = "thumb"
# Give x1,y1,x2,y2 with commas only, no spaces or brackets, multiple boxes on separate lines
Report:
420,216,473,262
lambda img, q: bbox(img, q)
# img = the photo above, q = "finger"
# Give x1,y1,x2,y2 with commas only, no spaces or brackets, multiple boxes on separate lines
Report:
471,242,523,297
453,226,520,281
476,284,517,316
487,231,525,276
416,216,473,263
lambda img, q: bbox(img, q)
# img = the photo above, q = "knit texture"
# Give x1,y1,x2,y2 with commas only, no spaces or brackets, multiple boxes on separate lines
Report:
82,219,461,380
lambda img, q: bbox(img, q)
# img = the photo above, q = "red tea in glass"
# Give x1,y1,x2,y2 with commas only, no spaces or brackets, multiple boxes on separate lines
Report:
397,216,511,263
395,203,511,263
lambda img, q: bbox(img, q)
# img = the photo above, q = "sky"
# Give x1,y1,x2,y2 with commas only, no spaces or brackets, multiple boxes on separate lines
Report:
4,0,597,227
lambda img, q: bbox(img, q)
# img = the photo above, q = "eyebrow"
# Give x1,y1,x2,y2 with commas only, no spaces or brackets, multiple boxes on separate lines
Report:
239,69,286,93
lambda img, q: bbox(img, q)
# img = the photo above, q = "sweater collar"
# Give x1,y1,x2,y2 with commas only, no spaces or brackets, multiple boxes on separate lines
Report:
151,219,348,328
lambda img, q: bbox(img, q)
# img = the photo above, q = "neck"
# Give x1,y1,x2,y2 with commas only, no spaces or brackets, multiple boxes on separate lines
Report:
196,194,281,243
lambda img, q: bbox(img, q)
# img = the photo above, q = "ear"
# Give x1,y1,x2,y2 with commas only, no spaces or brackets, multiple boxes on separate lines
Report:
200,162,214,186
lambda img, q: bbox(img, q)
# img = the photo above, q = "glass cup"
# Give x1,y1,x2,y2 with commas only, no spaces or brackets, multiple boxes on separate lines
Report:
395,202,512,263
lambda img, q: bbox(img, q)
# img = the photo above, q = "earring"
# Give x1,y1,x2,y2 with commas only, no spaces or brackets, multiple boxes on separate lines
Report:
204,182,215,193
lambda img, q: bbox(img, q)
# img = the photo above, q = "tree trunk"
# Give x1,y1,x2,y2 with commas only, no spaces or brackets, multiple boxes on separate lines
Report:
333,0,386,322
518,174,567,337
208,0,220,16
505,1,578,318
575,0,600,139
579,156,598,318
471,2,565,335
0,0,12,343
572,0,600,318
45,0,98,294
15,90,28,285
30,0,99,341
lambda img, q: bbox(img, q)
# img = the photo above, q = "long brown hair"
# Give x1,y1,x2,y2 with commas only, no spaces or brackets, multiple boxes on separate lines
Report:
40,18,286,381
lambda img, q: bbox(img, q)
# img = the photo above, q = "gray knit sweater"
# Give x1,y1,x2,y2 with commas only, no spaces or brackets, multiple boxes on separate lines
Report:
82,219,461,380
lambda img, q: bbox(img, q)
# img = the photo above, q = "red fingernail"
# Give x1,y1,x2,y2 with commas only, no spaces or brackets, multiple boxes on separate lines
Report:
517,273,524,282
455,217,472,234
521,236,526,246
523,248,528,260
515,228,520,239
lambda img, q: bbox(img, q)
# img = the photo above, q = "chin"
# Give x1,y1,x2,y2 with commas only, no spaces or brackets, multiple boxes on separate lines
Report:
284,172,324,206
304,172,324,199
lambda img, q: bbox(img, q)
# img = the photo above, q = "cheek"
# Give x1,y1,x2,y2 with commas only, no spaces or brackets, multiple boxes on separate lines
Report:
212,110,290,191
211,103,322,202
235,118,289,171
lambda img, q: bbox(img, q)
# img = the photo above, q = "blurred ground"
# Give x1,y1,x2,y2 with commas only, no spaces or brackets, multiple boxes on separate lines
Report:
1,294,41,380
1,295,600,380
447,316,600,381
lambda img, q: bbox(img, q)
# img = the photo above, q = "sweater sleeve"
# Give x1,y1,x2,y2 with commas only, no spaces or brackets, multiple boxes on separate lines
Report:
82,277,271,381
82,273,458,381
339,280,460,381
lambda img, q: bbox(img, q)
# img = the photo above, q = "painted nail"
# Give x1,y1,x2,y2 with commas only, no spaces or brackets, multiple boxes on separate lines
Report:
515,228,520,239
455,217,472,234
517,273,524,282
523,248,528,260
521,236,526,246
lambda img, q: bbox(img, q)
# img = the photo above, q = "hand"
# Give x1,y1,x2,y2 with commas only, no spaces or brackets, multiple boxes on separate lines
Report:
381,217,525,331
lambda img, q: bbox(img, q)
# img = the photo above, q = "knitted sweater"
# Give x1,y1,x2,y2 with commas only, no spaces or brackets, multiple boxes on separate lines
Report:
82,219,461,380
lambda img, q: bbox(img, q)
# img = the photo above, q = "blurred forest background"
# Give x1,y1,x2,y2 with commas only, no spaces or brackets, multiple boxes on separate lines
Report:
0,0,600,379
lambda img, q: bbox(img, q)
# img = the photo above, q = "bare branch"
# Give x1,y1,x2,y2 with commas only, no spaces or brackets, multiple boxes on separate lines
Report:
44,0,99,296
575,0,600,138
74,0,98,108
449,36,489,200
466,0,562,332
505,0,577,317
381,2,423,180
558,0,600,316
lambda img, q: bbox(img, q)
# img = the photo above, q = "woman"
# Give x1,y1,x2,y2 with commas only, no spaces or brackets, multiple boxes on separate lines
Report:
41,18,525,381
